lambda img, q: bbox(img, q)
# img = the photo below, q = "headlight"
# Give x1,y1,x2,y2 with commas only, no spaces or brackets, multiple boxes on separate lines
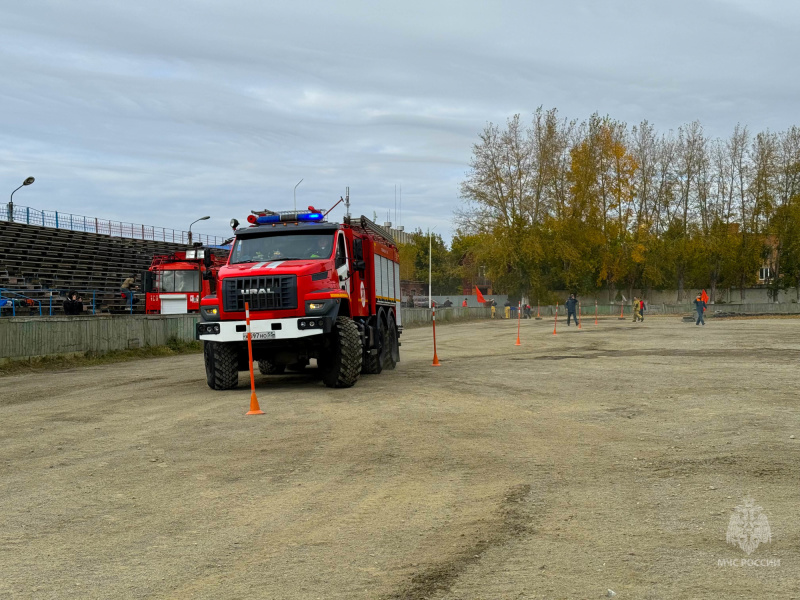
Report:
309,302,326,311
208,307,218,315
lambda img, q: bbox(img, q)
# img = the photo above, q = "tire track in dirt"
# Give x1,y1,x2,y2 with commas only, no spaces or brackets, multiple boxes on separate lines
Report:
384,483,541,600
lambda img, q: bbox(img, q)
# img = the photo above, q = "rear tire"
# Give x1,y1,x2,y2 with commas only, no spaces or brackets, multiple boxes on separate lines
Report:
361,320,383,375
204,341,239,390
382,313,398,370
384,313,399,369
320,316,363,388
258,360,285,375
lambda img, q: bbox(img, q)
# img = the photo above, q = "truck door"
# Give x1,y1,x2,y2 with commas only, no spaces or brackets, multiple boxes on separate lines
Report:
335,231,350,295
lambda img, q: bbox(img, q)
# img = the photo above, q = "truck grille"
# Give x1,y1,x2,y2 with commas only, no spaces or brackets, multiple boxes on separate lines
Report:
222,275,297,312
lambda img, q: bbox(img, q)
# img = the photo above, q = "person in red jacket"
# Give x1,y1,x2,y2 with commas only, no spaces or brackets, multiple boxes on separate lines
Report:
462,298,468,307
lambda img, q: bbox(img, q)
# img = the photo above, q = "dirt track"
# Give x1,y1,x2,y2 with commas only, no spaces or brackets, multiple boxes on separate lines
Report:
1,316,798,599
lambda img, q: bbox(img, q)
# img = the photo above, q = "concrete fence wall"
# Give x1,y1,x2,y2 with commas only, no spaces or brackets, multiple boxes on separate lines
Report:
0,314,200,362
0,307,494,362
5,301,792,362
533,302,800,317
547,288,800,305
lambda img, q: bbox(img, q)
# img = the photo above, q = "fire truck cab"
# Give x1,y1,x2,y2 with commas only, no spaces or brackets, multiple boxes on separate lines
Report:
196,207,401,389
144,249,223,314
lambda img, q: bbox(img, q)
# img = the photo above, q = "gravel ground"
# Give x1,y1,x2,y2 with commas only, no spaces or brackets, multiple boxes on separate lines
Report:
1,316,798,599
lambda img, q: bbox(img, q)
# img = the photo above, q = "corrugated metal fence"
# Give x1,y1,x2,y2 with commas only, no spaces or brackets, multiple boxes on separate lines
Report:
402,307,492,326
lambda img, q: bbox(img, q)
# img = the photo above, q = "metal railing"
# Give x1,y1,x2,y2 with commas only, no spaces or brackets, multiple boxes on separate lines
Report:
0,288,144,316
1,204,225,246
0,289,43,316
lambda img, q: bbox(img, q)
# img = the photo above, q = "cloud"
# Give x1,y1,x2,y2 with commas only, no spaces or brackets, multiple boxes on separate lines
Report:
1,0,799,241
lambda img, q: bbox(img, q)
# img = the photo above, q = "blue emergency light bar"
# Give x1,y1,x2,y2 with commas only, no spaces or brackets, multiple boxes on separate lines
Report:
248,210,324,225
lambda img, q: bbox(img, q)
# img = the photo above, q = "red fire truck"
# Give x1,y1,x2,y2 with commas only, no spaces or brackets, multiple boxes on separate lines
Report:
196,206,401,389
144,250,225,314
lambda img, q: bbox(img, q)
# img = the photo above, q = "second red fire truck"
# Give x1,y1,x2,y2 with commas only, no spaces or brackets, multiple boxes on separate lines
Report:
196,205,401,389
144,249,225,314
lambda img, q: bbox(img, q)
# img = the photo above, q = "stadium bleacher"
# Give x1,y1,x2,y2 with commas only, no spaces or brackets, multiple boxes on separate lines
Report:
0,220,199,315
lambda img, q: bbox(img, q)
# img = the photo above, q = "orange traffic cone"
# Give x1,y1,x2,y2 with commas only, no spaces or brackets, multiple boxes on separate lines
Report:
431,303,442,366
553,303,558,335
247,391,264,415
244,302,265,415
515,301,522,345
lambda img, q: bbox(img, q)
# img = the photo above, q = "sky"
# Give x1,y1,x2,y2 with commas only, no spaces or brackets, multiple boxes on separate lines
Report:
2,0,799,242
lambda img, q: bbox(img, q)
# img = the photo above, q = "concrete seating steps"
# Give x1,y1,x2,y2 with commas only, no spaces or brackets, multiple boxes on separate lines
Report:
0,220,194,315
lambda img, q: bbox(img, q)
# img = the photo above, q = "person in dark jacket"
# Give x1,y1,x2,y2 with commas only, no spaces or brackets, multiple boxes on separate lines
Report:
565,293,579,326
694,294,706,325
63,291,84,315
442,298,453,308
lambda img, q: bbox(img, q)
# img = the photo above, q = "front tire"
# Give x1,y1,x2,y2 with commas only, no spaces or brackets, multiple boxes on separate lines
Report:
204,341,239,390
320,316,363,388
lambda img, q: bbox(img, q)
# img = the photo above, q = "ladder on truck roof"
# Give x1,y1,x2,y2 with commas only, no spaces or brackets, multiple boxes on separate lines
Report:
346,215,396,246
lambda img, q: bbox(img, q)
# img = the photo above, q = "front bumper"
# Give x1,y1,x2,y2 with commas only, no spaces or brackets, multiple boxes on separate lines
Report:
197,316,330,342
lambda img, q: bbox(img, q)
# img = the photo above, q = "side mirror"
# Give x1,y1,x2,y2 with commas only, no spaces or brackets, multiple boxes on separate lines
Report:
203,250,212,268
353,259,366,273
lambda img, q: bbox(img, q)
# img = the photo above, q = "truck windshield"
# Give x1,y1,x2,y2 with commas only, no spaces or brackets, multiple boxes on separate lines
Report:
231,232,334,264
155,270,200,293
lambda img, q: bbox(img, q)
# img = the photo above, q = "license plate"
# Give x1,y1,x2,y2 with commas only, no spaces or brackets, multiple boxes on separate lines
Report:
246,331,276,340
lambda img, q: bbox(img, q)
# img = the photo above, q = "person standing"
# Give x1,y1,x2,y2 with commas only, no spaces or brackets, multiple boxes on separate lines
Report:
632,297,640,322
462,298,468,308
694,294,706,326
565,293,579,326
504,299,511,319
490,298,497,319
639,298,646,322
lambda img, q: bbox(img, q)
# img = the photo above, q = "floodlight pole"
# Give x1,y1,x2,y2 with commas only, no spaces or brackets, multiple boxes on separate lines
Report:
188,215,210,245
293,178,304,212
8,176,35,223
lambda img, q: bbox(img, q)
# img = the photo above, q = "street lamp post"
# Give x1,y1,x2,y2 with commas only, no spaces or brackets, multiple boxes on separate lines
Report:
428,226,437,308
188,215,210,245
293,179,304,212
8,177,35,223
